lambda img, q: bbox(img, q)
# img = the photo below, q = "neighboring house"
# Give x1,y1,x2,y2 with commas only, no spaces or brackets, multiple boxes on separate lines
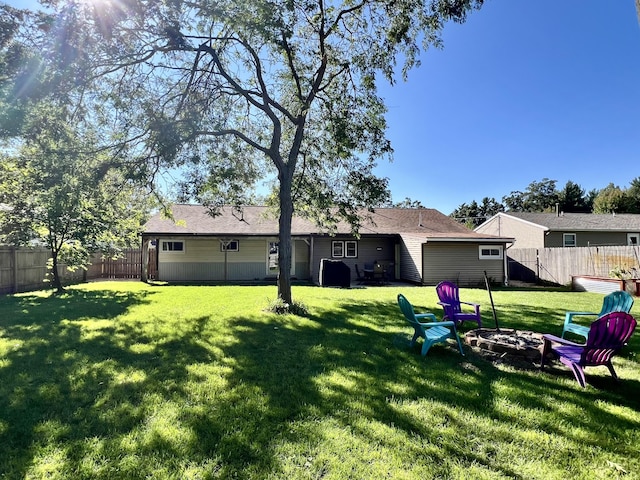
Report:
475,212,640,249
142,205,513,286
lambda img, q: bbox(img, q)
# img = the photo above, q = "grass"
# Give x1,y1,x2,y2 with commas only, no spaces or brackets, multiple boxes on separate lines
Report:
0,282,639,479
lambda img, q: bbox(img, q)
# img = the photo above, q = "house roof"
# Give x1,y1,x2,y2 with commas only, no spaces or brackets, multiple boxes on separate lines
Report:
143,205,511,242
489,212,640,231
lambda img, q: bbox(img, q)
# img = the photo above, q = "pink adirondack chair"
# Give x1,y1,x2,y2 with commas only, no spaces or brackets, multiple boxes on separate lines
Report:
541,311,637,388
435,281,482,328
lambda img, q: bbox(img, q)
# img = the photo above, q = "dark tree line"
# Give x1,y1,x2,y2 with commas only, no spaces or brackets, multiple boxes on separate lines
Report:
450,177,640,228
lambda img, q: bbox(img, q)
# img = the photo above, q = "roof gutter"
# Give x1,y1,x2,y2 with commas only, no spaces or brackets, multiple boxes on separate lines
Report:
424,237,515,244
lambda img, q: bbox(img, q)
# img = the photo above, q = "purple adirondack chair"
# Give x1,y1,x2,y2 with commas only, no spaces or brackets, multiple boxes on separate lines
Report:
435,281,482,328
541,311,637,388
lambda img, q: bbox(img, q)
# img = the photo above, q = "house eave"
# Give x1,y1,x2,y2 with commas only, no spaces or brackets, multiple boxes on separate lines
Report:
424,237,514,243
142,232,317,237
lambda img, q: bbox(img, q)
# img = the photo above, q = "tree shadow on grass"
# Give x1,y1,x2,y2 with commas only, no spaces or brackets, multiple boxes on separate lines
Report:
0,288,151,323
198,298,640,478
0,289,218,478
1,288,639,478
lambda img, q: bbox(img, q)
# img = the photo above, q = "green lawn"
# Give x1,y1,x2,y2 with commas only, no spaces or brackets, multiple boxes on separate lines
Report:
1,282,639,479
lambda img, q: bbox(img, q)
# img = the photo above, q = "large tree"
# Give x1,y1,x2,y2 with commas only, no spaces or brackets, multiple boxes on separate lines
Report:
626,177,640,213
0,104,152,293
592,183,627,214
502,178,559,213
558,180,591,213
10,0,484,303
393,197,426,209
450,197,503,228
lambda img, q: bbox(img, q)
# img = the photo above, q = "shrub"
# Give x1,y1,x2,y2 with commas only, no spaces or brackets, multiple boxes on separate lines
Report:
264,297,309,316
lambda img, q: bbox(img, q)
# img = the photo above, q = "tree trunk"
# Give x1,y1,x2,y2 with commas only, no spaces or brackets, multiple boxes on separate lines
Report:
141,238,149,283
278,168,294,304
50,249,65,293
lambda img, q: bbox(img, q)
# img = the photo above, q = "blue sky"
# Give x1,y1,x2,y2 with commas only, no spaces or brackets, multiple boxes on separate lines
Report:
7,0,640,214
376,0,640,213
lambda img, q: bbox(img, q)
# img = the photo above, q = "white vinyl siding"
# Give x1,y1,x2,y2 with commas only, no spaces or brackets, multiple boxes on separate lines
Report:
399,235,424,283
157,237,311,282
476,215,545,249
159,238,264,264
423,242,503,286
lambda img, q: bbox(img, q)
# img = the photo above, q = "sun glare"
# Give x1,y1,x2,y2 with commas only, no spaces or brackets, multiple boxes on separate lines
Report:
73,0,131,36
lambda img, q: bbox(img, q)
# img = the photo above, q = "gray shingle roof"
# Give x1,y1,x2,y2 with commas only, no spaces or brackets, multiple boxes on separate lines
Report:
502,212,640,231
144,205,509,241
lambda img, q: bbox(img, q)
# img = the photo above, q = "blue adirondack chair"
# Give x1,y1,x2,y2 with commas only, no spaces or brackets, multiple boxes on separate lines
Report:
541,311,637,387
562,290,634,341
436,281,482,328
397,294,464,357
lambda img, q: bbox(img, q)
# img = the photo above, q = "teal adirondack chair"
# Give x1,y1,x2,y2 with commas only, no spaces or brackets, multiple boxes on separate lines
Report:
397,294,464,357
562,290,634,341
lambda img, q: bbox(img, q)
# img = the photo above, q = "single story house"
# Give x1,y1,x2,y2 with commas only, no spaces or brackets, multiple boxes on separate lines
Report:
475,212,640,249
142,205,513,286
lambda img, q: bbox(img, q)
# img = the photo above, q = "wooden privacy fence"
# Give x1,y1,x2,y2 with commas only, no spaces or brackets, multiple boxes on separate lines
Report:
0,247,156,295
508,245,640,286
85,249,153,280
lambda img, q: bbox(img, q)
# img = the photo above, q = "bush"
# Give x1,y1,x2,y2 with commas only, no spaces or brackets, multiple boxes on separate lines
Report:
264,297,309,316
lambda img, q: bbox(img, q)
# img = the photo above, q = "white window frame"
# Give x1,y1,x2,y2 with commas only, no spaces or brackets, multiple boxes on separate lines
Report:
332,241,344,258
161,240,185,253
220,239,239,252
345,241,358,258
563,233,576,247
628,233,639,246
332,240,358,258
478,245,503,260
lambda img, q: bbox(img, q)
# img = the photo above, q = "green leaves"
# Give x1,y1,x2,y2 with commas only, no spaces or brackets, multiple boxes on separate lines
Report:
8,0,487,300
0,107,152,291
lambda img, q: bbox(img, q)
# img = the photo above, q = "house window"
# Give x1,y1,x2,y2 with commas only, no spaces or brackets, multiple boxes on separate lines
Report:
563,233,576,247
332,240,358,258
220,239,239,252
266,241,295,275
332,241,344,258
479,245,503,260
161,241,184,253
628,234,639,246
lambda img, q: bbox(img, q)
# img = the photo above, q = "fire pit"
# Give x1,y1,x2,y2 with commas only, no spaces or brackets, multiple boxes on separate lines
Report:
464,328,544,362
464,272,546,366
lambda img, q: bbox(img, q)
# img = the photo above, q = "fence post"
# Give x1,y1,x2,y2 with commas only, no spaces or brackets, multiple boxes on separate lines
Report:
536,249,540,282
